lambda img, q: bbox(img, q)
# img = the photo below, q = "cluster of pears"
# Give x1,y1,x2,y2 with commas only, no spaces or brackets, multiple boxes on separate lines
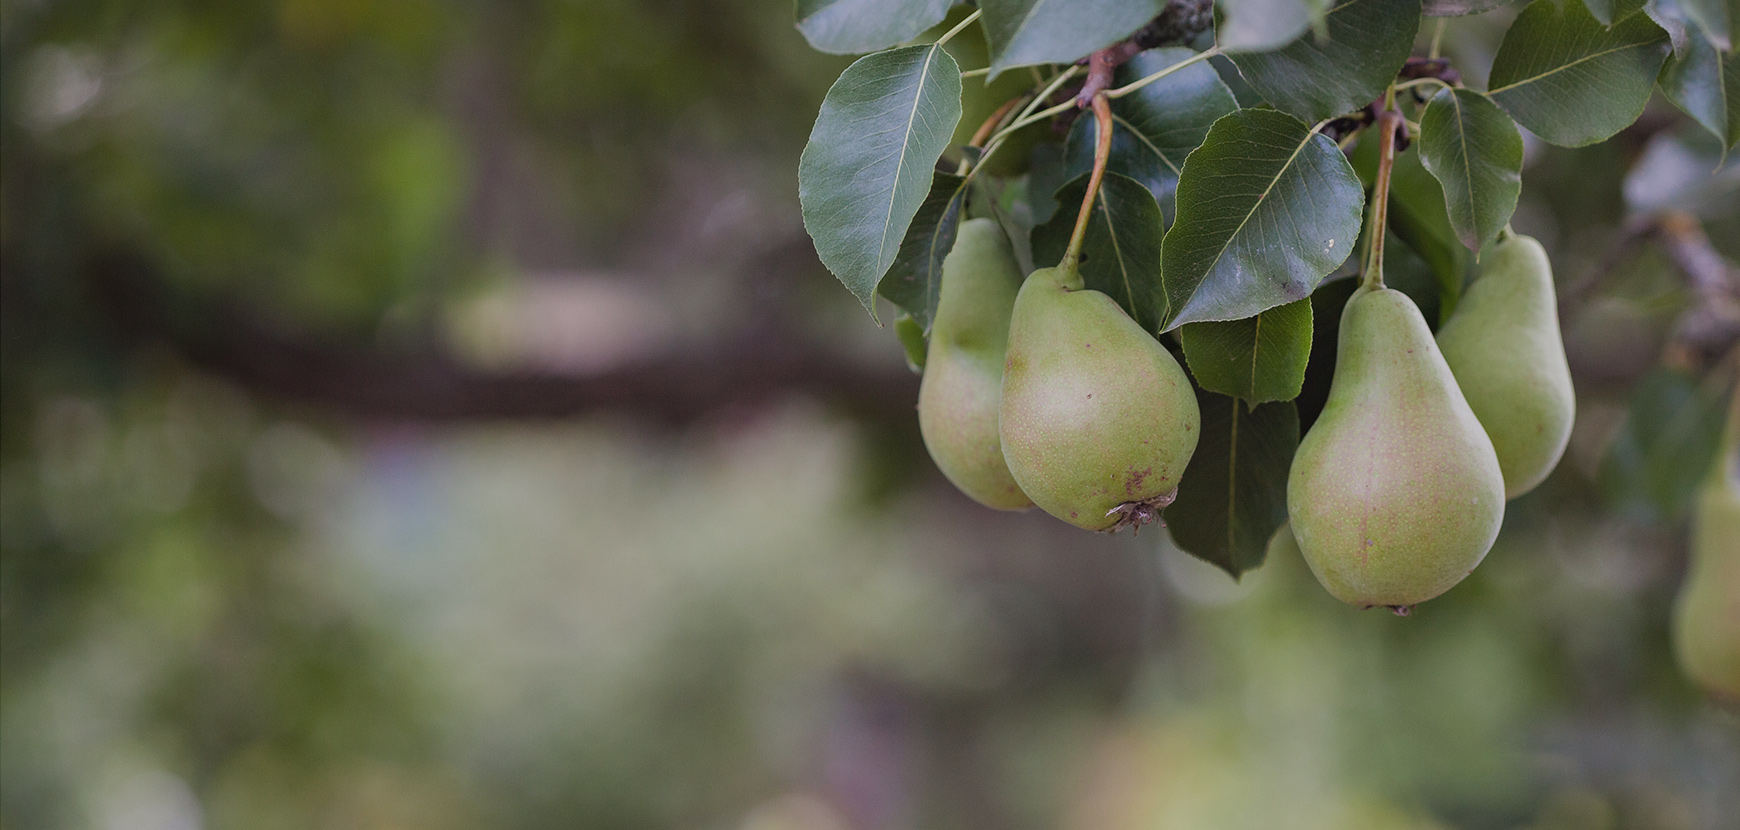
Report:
1673,394,1739,705
916,219,1199,531
1288,233,1575,612
916,221,1578,614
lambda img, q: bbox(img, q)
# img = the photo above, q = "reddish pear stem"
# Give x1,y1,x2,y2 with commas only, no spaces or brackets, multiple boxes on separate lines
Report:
1063,94,1114,275
968,96,1025,149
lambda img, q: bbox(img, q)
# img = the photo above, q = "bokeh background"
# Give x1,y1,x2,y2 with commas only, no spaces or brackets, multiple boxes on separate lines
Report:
3,2,1738,829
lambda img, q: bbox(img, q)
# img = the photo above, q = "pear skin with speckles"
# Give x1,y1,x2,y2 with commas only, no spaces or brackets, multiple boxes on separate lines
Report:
1673,395,1740,705
1436,234,1575,499
999,265,1199,531
1287,286,1505,610
917,219,1032,510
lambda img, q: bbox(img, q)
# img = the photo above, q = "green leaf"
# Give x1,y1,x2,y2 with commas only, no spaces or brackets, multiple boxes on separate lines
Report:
1061,47,1239,221
1026,141,1068,226
1677,0,1733,49
799,45,963,316
1180,297,1314,405
1487,0,1670,147
981,0,1164,79
1645,0,1691,56
1217,0,1315,52
1164,393,1300,579
1582,0,1647,26
795,0,956,55
1227,0,1422,123
1032,172,1169,332
1353,136,1471,321
1160,109,1365,329
1390,159,1469,323
977,176,1038,276
895,312,927,372
876,172,968,330
1599,369,1731,521
1417,88,1525,252
1422,0,1512,15
1659,23,1740,151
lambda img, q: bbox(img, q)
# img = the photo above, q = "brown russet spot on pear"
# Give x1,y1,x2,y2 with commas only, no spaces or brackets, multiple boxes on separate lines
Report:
1436,234,1575,499
1673,395,1740,705
916,219,1033,511
998,264,1199,532
1287,286,1505,609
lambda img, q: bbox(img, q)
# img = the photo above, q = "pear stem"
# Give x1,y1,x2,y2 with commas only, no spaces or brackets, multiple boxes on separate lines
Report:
968,66,1082,176
969,96,1025,150
1062,94,1114,276
956,94,1030,175
1361,107,1403,292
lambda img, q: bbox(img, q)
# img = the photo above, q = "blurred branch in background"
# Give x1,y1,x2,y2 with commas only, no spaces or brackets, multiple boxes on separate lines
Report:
80,242,918,426
1564,209,1740,373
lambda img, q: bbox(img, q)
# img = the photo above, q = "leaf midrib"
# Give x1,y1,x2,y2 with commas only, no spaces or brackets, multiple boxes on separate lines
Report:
1488,35,1663,95
878,46,941,277
1114,111,1184,176
1175,120,1317,320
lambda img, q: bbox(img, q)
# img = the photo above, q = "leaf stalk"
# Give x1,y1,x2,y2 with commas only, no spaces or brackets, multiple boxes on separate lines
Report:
1105,47,1220,99
934,10,980,47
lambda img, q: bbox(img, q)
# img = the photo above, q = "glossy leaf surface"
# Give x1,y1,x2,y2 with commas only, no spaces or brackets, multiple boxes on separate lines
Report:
1488,0,1670,147
799,45,963,315
1160,109,1364,329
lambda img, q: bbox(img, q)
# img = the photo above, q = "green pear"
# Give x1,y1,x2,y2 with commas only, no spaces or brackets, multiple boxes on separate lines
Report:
1436,234,1575,499
917,219,1032,511
1673,394,1740,705
1288,286,1506,611
999,264,1199,531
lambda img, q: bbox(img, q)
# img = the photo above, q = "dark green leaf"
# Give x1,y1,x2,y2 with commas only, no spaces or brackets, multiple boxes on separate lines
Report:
1032,172,1169,331
981,0,1163,78
1164,393,1300,579
877,172,967,330
1599,369,1731,521
1389,164,1468,323
1062,47,1239,221
975,175,1037,275
1228,0,1422,123
1210,54,1267,108
1418,88,1525,251
795,0,956,55
1659,23,1740,151
1180,297,1314,405
1423,0,1512,15
1026,141,1068,226
1582,0,1647,26
1217,0,1315,51
1160,109,1364,329
799,45,963,315
1487,0,1670,147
